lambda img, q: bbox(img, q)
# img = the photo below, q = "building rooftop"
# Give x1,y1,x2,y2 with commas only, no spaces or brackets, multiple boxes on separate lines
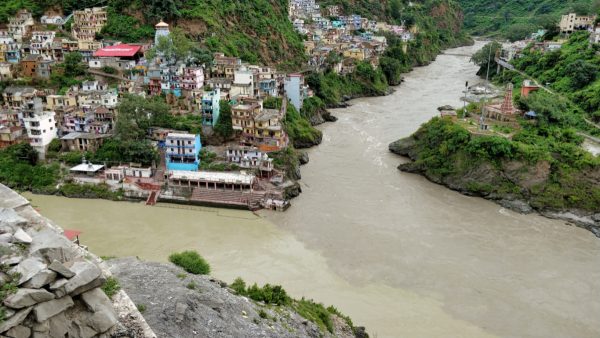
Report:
70,162,105,173
166,132,197,139
94,44,142,58
61,132,109,140
169,170,255,185
254,109,280,122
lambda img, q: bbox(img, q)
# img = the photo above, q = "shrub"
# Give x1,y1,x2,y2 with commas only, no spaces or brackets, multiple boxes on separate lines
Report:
137,304,146,313
168,250,211,275
258,309,268,319
101,277,121,299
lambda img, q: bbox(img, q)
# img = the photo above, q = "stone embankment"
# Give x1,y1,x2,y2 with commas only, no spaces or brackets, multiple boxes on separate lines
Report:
0,184,154,337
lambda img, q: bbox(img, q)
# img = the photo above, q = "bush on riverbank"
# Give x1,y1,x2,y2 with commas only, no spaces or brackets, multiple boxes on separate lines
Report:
58,183,124,200
0,143,61,191
229,276,357,335
283,104,323,148
169,251,211,275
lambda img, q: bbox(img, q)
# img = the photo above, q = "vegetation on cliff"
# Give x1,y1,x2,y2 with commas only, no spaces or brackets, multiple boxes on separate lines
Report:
390,117,600,213
459,0,600,39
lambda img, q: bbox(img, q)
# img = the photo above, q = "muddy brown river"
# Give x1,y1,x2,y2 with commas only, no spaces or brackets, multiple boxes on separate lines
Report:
25,43,600,338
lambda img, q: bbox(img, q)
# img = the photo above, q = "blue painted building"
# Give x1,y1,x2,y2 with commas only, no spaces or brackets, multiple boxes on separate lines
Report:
201,88,220,126
165,132,202,171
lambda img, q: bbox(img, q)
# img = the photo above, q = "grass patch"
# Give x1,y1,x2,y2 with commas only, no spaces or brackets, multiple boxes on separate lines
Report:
101,277,121,299
169,250,211,275
137,304,146,313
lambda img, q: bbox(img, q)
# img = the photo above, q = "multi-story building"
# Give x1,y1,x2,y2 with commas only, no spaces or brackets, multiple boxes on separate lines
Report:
36,60,54,79
72,7,108,42
202,88,221,126
22,110,57,158
60,132,109,152
165,132,202,172
559,13,597,34
8,10,34,42
181,67,205,91
40,15,65,25
284,73,309,111
0,126,24,149
231,68,255,97
30,31,56,60
20,54,42,78
232,101,262,133
0,63,13,80
2,86,38,110
211,53,241,79
231,97,288,152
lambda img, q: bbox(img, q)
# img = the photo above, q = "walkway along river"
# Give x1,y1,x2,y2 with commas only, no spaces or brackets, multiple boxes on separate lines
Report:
26,42,600,338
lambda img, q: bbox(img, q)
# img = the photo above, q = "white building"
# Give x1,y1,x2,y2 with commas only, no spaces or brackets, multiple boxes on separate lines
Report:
41,15,65,25
231,68,255,97
22,111,57,158
284,73,308,111
8,10,34,42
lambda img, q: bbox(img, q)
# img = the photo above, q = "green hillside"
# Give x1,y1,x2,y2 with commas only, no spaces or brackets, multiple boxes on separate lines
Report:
458,0,600,39
0,0,307,69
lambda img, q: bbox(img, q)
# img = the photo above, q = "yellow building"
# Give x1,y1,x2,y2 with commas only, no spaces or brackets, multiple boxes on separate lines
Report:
343,48,366,61
46,95,77,111
72,7,107,42
559,13,597,34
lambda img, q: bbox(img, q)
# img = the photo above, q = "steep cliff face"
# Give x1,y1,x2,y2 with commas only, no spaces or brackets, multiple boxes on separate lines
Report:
389,118,600,237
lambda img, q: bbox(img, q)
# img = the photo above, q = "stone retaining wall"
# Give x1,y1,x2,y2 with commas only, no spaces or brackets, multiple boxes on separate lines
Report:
0,184,156,338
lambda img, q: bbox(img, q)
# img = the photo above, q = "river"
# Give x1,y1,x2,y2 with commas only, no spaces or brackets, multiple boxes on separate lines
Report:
25,43,600,338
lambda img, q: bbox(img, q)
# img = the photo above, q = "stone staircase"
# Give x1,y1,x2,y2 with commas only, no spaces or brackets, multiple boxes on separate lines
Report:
191,188,264,210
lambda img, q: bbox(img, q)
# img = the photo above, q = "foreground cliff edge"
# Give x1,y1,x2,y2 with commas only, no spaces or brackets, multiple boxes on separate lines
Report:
389,118,600,237
0,184,367,338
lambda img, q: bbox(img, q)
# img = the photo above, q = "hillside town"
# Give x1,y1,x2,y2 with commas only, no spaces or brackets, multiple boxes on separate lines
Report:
289,0,413,72
0,3,417,211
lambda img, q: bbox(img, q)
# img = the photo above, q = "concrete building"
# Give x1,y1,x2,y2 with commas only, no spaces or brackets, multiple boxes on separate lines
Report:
60,132,109,152
22,110,57,158
181,67,205,91
165,132,202,172
8,10,34,42
0,63,14,80
559,13,597,34
72,7,108,42
0,126,24,149
202,88,221,126
284,73,308,111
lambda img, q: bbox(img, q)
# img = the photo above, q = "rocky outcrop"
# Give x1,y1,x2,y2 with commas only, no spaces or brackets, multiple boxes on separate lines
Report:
0,184,155,337
108,257,358,338
389,135,600,237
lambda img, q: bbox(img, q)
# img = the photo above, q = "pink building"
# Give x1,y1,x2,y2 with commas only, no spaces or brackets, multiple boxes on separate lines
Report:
181,67,205,91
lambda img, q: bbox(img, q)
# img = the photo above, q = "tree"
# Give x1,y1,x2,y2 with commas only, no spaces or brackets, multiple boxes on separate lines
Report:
471,42,501,78
566,60,598,90
146,28,195,63
63,52,86,77
214,100,233,139
506,23,535,42
380,56,403,86
115,95,170,141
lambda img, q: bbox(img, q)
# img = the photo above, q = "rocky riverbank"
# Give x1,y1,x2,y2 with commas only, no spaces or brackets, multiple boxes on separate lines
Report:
107,257,366,338
0,184,153,337
389,126,600,238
